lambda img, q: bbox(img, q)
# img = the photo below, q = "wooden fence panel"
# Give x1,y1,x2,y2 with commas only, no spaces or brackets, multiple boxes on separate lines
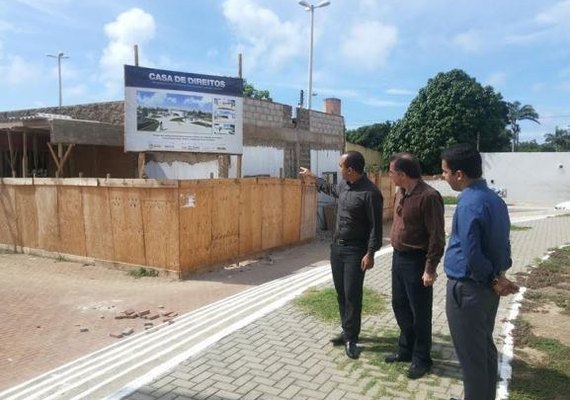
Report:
58,186,87,256
108,188,146,265
261,179,283,250
282,180,302,245
142,188,180,271
179,180,212,275
300,182,317,241
35,186,60,252
210,180,240,265
16,186,38,249
82,186,114,261
238,179,262,256
0,185,19,246
0,178,318,277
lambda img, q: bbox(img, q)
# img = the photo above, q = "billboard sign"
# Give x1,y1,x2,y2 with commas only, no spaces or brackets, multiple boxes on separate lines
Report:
124,65,243,154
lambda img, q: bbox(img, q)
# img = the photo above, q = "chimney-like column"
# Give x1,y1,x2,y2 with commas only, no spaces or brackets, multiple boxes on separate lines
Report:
324,98,341,115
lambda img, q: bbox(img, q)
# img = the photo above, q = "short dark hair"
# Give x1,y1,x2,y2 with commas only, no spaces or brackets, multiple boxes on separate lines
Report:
343,151,365,174
440,143,482,178
389,152,422,179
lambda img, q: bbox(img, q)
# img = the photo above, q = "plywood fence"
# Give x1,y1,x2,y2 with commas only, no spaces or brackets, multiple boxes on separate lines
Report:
368,172,396,220
0,177,316,278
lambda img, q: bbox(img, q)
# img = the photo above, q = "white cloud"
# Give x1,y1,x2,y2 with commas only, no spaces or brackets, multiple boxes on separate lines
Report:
531,82,547,93
0,20,14,33
13,0,74,22
66,84,88,98
452,30,482,52
559,68,570,79
536,0,570,26
506,1,570,45
222,0,302,72
0,55,40,85
361,97,408,108
99,8,156,96
340,21,397,70
484,72,507,89
385,88,415,96
137,91,167,108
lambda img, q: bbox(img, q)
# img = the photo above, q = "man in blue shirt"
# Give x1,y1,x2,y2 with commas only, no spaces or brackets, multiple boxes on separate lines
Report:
440,144,518,400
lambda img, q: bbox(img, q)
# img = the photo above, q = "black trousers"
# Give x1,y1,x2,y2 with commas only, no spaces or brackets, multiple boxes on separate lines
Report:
391,249,433,366
330,243,367,342
446,279,500,400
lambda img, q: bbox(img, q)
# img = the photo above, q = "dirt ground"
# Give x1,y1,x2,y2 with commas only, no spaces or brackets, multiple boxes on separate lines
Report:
0,239,333,391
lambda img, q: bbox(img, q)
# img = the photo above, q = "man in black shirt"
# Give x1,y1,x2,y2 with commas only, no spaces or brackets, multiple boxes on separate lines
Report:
300,151,383,359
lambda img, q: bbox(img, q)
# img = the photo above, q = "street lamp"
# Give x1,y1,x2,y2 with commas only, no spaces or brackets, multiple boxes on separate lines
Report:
298,1,330,110
46,52,69,108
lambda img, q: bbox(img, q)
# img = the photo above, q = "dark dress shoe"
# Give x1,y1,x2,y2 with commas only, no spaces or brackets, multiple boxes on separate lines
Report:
330,332,345,346
407,362,431,379
345,341,359,359
384,352,412,363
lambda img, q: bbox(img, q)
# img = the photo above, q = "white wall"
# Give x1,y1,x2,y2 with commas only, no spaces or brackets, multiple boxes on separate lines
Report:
242,146,283,177
144,146,343,181
145,160,219,179
425,179,457,197
481,152,570,206
311,149,341,177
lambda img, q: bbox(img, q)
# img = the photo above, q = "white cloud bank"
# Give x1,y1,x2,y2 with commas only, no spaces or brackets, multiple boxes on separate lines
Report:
0,55,40,86
340,21,397,70
222,0,303,72
99,8,156,96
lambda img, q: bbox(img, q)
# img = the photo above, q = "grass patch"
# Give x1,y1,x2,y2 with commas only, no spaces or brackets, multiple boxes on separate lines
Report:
511,225,532,231
442,196,458,205
294,287,386,323
525,247,570,290
127,267,159,278
510,331,570,400
555,213,570,218
510,245,570,399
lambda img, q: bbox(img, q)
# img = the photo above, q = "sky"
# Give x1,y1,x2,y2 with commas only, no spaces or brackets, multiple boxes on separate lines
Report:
1,0,569,143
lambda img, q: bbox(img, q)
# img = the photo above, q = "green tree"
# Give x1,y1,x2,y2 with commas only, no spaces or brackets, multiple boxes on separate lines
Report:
507,101,540,151
517,140,555,152
346,121,394,150
243,80,272,101
382,69,510,174
544,126,570,151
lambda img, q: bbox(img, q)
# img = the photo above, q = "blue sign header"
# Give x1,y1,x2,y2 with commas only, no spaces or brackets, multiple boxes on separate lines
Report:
124,65,243,97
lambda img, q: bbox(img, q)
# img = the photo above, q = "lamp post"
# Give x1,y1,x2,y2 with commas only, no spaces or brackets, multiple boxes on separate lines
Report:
46,52,69,108
298,1,330,110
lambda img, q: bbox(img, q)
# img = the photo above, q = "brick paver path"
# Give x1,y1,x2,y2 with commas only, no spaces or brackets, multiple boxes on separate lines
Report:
123,214,570,400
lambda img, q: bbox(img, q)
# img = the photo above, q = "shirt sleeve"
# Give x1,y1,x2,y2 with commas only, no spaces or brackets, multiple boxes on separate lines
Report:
423,192,446,274
456,204,494,283
315,177,339,198
365,189,383,256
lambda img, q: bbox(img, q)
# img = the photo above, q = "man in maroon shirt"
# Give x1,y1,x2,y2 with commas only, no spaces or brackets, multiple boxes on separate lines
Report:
385,152,445,379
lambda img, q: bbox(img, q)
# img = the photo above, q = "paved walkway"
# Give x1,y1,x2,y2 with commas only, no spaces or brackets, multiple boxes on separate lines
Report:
1,209,569,400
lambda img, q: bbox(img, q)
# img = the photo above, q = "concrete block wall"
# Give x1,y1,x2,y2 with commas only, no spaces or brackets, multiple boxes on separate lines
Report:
243,98,294,129
309,109,345,135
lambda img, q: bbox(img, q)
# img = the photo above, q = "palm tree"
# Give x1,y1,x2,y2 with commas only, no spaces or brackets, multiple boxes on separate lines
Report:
507,101,540,152
544,126,570,152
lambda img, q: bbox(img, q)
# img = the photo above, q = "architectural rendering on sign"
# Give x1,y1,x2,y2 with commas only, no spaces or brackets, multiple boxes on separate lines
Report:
124,65,243,154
